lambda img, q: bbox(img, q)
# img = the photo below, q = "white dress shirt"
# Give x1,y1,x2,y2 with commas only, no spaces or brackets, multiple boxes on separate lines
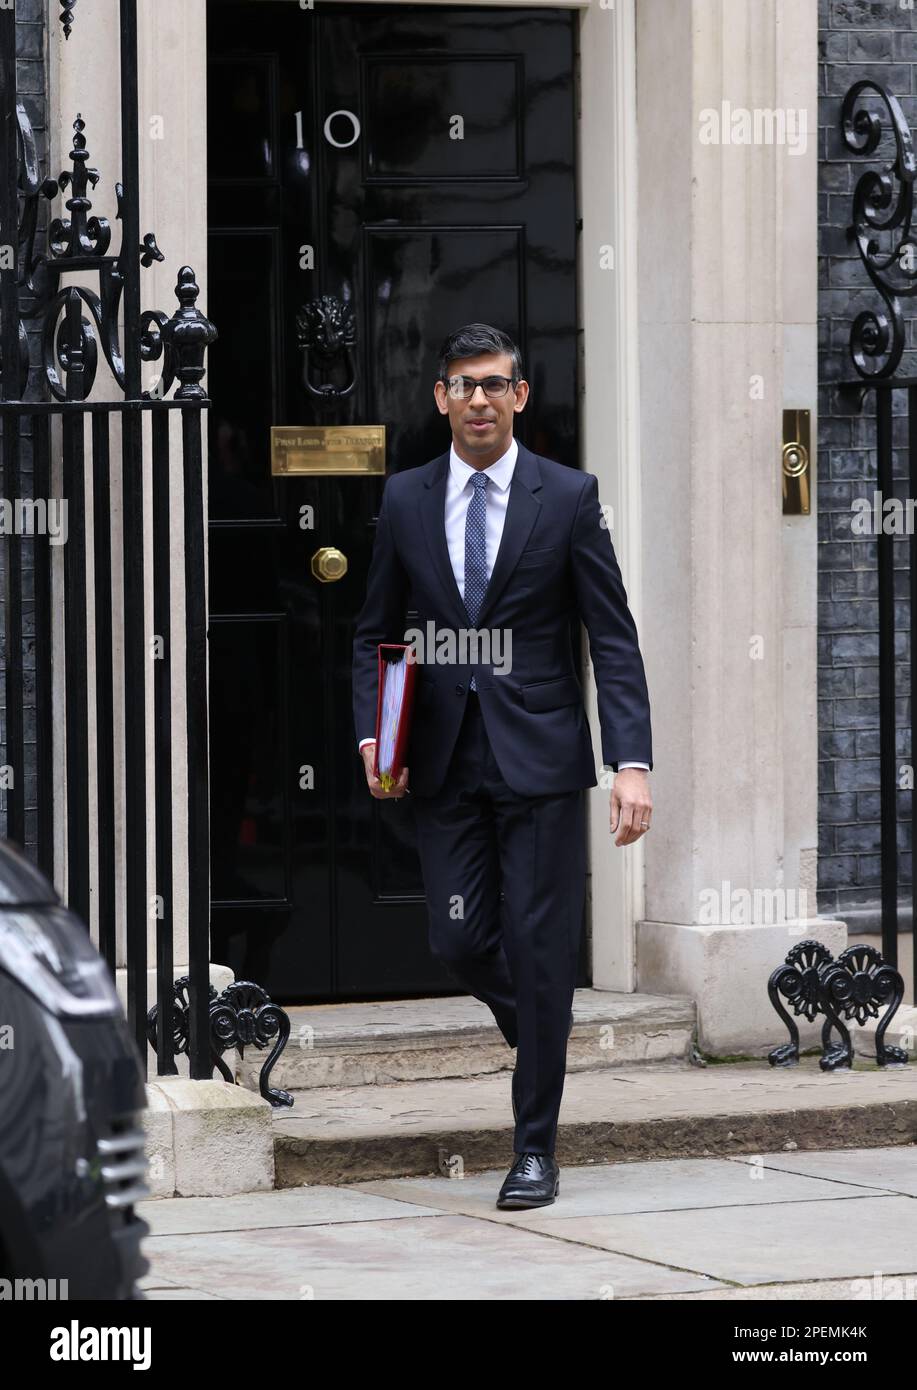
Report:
444,435,518,600
358,437,648,770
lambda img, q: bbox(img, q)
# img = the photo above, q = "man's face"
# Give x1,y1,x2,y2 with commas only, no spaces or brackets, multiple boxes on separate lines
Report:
433,351,529,462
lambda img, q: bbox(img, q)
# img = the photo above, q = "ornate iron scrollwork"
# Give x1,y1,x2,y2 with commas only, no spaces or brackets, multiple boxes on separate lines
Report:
296,293,357,404
210,982,293,1107
820,944,908,1068
767,938,907,1071
5,109,216,402
841,80,917,380
767,939,832,1067
147,976,294,1108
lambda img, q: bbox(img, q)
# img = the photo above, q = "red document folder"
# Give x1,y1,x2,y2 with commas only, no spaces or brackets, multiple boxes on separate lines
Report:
372,644,417,790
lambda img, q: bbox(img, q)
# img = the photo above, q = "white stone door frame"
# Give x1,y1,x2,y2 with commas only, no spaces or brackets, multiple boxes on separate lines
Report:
634,0,834,1054
46,0,644,989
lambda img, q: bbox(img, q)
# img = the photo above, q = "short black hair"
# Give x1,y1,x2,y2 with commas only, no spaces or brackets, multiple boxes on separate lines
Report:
437,323,523,384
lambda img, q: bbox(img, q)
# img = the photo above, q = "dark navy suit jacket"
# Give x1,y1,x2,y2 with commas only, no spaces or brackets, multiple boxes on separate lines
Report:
352,439,652,798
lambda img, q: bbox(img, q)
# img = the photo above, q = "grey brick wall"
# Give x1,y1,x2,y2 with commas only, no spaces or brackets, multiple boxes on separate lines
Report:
818,0,917,929
0,0,49,853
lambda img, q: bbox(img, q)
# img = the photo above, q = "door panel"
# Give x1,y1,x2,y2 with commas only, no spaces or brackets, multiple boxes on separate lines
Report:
206,1,581,1000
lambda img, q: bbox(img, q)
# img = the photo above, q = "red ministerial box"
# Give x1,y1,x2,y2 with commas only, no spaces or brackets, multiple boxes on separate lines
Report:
372,643,417,789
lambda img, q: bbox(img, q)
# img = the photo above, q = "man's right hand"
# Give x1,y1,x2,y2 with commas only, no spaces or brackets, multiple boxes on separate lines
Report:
360,741,410,799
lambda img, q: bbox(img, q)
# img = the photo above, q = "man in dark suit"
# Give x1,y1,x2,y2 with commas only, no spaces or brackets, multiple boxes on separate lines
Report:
352,323,653,1208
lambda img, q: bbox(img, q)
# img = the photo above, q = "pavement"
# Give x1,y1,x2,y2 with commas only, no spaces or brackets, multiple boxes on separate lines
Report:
137,1143,917,1300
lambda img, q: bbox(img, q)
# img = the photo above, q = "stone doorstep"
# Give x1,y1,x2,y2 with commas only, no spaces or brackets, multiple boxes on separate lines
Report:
234,989,697,1092
271,1058,917,1187
144,1078,274,1200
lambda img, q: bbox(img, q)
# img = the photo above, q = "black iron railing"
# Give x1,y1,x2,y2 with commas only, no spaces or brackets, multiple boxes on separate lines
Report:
0,1,216,1077
838,80,917,1003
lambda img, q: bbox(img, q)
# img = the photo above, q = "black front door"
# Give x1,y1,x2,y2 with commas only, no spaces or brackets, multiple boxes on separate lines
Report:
206,0,580,1000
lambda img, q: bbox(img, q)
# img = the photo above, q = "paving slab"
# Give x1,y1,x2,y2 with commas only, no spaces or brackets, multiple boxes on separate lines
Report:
136,1148,917,1301
136,1271,183,1291
351,1154,893,1221
646,1275,917,1301
531,1193,917,1285
272,1057,917,1185
143,1286,224,1300
141,1213,726,1301
138,1185,443,1235
724,1144,917,1196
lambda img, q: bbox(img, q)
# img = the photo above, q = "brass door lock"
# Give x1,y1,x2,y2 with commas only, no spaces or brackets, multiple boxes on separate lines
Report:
311,546,348,583
782,409,811,515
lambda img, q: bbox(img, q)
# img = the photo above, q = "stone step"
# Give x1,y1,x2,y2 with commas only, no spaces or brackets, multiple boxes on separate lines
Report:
237,988,697,1093
271,1056,917,1187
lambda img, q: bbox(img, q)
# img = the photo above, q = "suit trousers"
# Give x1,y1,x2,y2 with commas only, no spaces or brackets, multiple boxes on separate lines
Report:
411,690,586,1156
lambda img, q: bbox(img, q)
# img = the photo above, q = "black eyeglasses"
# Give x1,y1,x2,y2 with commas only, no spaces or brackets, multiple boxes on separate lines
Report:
442,374,518,401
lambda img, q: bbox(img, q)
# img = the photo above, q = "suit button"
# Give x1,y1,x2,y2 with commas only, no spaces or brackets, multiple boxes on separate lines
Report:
455,683,465,695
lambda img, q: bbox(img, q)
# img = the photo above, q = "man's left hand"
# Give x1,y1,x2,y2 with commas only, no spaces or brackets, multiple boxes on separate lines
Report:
610,769,652,846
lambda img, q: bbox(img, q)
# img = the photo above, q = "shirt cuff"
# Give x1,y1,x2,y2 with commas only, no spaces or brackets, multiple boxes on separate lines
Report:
617,761,650,770
358,738,376,752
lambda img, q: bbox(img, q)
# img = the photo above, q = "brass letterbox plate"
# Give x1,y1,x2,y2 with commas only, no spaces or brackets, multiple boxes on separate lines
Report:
270,425,386,476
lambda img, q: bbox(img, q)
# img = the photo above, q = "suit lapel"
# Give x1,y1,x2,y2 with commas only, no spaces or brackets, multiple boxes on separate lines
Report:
475,441,542,627
420,450,468,627
419,439,543,630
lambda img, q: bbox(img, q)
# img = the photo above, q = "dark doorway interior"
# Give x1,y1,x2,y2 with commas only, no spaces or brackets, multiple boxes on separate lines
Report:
206,0,581,1000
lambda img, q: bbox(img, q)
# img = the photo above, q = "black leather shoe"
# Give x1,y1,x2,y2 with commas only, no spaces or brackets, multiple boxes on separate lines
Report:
496,1152,560,1209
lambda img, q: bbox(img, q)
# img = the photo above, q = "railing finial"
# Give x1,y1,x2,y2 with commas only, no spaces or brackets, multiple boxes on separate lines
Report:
161,266,218,400
59,2,78,41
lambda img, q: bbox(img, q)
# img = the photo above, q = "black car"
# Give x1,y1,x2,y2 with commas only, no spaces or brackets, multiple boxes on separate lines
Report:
0,839,150,1299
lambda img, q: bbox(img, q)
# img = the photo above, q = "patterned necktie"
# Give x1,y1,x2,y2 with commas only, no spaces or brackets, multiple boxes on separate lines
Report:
463,471,488,691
